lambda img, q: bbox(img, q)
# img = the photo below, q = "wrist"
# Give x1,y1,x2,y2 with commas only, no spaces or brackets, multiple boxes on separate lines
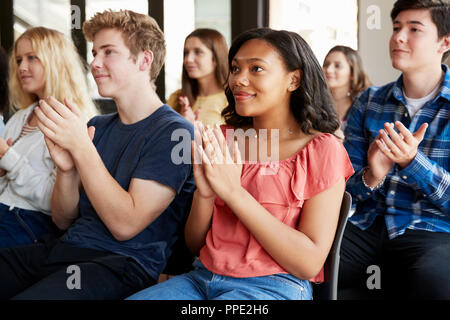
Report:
362,167,386,191
195,189,216,201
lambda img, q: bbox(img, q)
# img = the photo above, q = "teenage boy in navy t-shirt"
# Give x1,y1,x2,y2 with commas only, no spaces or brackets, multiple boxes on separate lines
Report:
0,10,195,300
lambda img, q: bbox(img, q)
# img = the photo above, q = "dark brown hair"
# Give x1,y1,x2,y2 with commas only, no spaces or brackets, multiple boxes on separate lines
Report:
177,28,228,112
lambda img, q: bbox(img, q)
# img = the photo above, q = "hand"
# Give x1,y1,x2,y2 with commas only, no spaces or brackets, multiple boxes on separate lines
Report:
35,96,91,155
196,124,242,202
376,121,428,168
192,122,215,199
179,96,200,124
367,132,395,183
44,126,95,173
0,137,13,158
0,138,13,176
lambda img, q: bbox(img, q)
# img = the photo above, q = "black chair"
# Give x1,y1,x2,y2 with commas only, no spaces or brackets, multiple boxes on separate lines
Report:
312,191,352,300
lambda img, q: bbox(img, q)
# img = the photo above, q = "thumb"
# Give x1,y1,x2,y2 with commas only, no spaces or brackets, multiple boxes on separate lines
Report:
6,138,13,146
413,123,428,142
87,126,96,141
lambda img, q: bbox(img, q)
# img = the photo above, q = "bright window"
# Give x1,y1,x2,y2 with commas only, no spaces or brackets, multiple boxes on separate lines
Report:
269,0,358,65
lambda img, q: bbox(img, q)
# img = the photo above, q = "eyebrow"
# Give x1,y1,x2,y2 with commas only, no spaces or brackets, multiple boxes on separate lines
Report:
92,44,117,54
393,20,425,26
232,57,269,64
16,52,35,57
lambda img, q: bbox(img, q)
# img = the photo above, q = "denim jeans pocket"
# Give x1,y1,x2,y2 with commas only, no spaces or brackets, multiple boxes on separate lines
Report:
266,273,312,300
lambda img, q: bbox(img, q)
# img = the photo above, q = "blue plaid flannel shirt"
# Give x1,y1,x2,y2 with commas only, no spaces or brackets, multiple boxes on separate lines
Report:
344,64,450,239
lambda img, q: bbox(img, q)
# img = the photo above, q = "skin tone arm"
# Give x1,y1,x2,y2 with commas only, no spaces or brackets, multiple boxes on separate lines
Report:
363,121,428,187
186,125,345,280
35,96,176,241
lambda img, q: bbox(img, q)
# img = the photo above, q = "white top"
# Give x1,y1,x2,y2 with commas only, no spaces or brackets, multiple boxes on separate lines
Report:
0,103,56,215
403,83,440,118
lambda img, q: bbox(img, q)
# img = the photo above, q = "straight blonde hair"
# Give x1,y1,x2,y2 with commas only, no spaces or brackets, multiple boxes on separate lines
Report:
9,27,98,120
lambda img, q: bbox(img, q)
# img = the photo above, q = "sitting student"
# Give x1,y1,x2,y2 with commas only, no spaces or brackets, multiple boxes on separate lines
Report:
322,45,372,135
339,0,450,299
0,27,97,248
167,28,228,125
0,10,195,300
127,28,354,300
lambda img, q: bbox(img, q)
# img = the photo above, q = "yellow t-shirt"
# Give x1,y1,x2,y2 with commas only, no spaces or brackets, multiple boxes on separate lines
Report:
167,89,228,126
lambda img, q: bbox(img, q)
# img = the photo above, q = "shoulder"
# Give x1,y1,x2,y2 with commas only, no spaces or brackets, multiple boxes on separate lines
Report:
149,105,194,138
87,112,118,129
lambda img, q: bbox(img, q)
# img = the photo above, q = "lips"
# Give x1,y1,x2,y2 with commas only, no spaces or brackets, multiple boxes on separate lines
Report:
233,91,256,102
94,74,109,80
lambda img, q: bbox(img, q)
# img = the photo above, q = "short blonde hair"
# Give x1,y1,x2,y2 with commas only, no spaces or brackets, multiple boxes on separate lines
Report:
83,10,166,83
9,27,98,120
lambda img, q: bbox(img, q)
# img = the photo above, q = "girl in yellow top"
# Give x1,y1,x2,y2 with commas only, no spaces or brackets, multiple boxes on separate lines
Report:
167,28,228,126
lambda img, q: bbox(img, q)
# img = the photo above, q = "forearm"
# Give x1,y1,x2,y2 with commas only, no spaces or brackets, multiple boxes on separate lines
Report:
71,142,144,241
223,188,328,280
185,190,215,254
51,168,80,230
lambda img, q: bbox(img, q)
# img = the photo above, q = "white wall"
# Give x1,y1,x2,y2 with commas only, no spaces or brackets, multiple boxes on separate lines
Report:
358,0,400,86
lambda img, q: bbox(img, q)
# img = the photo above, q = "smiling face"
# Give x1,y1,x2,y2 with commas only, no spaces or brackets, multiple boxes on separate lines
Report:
389,9,447,73
228,39,297,119
90,28,142,99
15,38,46,98
323,51,352,91
183,36,216,80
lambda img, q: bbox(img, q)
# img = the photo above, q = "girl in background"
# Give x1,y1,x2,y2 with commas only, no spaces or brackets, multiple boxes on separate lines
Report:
323,45,371,135
128,28,354,300
0,27,97,248
167,28,228,125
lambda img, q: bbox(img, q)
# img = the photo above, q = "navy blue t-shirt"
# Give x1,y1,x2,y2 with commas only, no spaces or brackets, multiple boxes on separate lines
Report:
61,105,195,281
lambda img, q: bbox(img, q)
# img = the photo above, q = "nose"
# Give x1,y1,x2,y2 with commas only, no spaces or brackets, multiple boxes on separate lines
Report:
18,59,28,73
90,54,102,70
392,28,406,44
184,51,194,64
230,70,249,88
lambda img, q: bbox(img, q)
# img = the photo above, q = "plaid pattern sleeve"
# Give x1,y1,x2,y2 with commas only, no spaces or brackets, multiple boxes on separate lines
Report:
343,64,450,239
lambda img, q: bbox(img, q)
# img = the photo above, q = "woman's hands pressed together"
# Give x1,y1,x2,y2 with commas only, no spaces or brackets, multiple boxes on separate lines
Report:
192,122,242,203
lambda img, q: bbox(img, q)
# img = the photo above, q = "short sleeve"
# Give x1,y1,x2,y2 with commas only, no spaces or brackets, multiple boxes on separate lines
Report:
134,120,194,194
291,134,354,201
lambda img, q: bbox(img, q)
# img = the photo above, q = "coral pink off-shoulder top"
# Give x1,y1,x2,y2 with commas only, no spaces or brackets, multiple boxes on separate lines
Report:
199,129,354,283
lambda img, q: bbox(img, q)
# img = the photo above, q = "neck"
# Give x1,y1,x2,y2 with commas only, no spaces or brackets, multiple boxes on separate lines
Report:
331,86,352,121
402,64,443,99
196,73,222,96
114,80,163,124
252,102,301,140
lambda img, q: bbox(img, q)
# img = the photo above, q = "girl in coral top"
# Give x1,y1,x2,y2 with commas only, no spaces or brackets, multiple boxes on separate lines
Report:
128,28,354,300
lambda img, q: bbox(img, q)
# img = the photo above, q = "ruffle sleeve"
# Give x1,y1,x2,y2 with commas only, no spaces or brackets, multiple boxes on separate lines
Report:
290,133,354,203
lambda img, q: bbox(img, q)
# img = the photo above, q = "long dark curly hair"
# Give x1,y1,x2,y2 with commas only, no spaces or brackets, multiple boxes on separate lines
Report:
222,28,340,134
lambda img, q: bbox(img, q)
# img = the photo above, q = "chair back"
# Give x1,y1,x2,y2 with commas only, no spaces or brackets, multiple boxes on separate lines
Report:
312,191,352,300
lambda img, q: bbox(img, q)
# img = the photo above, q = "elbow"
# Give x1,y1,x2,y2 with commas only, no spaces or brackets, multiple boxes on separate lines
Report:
110,228,136,242
51,214,73,231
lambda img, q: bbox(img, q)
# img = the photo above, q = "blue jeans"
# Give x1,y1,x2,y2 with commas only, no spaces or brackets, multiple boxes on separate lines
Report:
0,203,59,248
127,259,312,300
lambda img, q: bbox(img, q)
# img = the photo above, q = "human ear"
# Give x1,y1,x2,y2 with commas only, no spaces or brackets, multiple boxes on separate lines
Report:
288,70,301,92
438,34,450,56
139,50,154,71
